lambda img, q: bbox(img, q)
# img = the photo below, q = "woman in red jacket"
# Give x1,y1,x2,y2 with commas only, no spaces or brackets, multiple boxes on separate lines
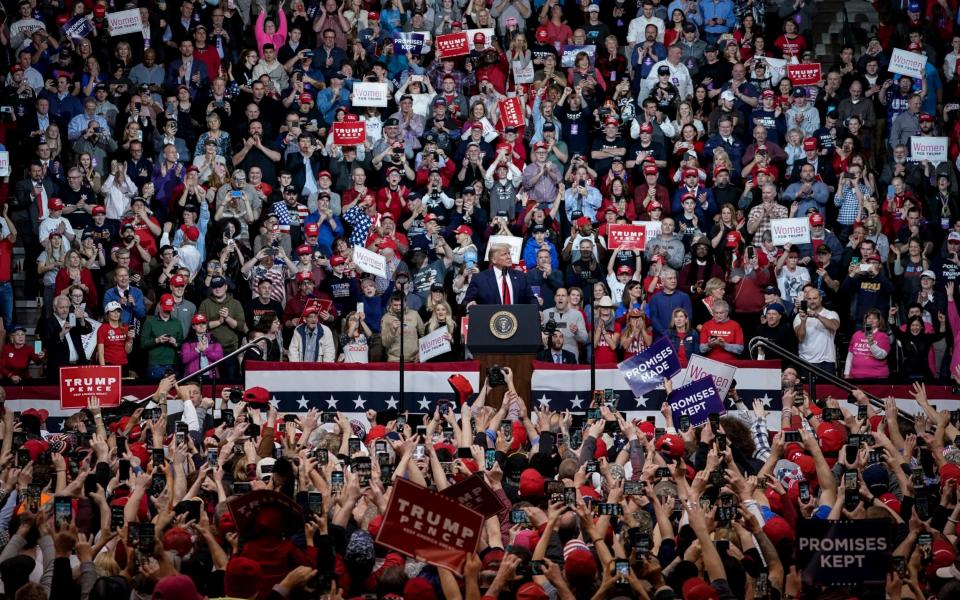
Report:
0,325,44,383
54,250,99,310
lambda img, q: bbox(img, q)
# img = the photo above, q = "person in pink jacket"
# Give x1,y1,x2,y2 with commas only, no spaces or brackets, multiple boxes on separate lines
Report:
180,313,225,377
254,1,288,56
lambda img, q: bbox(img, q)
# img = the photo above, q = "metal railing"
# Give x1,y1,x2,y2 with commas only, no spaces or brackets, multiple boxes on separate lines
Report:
135,339,261,403
748,337,915,423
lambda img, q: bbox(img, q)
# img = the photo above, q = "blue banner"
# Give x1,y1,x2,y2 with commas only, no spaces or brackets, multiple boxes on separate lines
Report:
667,376,723,428
617,337,681,397
394,32,426,55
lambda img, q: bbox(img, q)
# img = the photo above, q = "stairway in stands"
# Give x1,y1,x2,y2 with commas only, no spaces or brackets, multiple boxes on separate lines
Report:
812,0,879,65
12,247,45,379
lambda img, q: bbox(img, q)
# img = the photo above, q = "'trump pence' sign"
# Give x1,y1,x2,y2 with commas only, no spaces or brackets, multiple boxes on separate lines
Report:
436,32,469,58
667,375,723,427
796,519,891,585
376,479,484,574
770,218,811,246
60,365,122,409
618,337,681,396
608,224,647,250
786,63,822,86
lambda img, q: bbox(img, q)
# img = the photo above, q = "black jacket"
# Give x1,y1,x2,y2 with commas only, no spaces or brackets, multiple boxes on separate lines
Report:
40,315,92,380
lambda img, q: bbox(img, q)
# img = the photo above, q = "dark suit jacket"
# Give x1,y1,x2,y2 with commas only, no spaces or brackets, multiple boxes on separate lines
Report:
164,59,210,94
11,178,56,240
285,151,327,193
537,348,578,363
40,315,92,379
790,158,836,189
463,267,537,305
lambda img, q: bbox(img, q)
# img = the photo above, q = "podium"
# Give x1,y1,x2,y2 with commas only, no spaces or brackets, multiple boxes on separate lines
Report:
466,304,542,410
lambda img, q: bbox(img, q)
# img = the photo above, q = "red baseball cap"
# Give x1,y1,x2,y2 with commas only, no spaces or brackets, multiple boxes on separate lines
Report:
159,294,175,312
330,255,346,267
683,167,699,178
802,137,818,151
192,313,207,325
639,122,653,133
474,32,486,43
296,244,312,255
536,27,549,42
170,274,187,287
92,205,106,215
454,225,473,236
304,223,319,236
296,271,314,283
725,231,742,248
181,225,200,242
808,212,824,226
643,163,658,176
368,11,380,20
48,197,64,211
299,92,313,104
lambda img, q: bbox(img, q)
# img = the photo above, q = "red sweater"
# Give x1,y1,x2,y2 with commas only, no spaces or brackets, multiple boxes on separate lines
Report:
0,344,41,379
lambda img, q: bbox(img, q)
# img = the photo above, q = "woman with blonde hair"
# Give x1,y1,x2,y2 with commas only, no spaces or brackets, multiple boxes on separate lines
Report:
44,124,64,161
37,233,67,317
666,307,697,367
423,302,460,361
620,306,653,360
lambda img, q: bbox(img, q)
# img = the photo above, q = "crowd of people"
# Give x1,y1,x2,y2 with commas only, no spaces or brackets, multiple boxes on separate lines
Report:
0,0,958,597
0,0,952,385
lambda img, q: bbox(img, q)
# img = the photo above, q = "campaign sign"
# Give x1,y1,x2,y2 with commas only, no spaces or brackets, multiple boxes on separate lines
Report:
332,122,366,145
63,15,94,40
441,472,506,518
762,57,788,83
107,9,143,36
498,97,524,128
796,519,891,586
483,235,522,264
786,63,822,86
351,82,389,107
618,337,681,397
60,365,122,409
394,32,426,55
770,218,811,246
0,152,9,177
681,354,737,401
560,44,596,67
376,479,484,574
418,328,452,363
436,32,470,58
889,48,927,79
910,136,948,165
512,61,534,84
353,245,387,278
667,375,723,427
608,224,647,250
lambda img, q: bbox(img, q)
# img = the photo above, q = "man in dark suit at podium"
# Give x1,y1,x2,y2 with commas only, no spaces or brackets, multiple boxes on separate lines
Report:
537,329,578,363
464,243,538,307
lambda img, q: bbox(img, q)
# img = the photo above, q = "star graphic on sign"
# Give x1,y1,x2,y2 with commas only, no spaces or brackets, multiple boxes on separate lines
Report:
570,395,584,409
325,395,338,410
297,396,309,410
634,394,648,408
537,394,551,409
385,396,399,410
418,396,431,411
269,396,280,409
353,395,366,410
759,394,773,408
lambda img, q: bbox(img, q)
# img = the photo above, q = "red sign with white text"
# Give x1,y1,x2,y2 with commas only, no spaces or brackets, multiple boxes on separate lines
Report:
498,96,524,129
435,32,470,58
59,365,122,409
608,224,647,250
441,473,507,518
786,63,822,86
333,122,366,145
376,479,483,574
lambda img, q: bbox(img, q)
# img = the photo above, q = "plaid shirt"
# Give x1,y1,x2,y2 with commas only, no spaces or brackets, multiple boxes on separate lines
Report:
833,181,870,226
747,202,788,240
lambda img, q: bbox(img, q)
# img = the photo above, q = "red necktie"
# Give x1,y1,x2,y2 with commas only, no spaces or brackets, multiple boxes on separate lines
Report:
501,271,511,305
